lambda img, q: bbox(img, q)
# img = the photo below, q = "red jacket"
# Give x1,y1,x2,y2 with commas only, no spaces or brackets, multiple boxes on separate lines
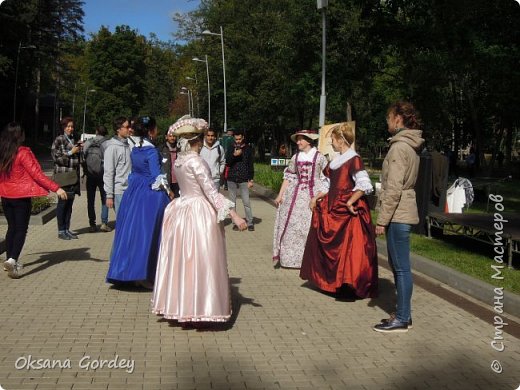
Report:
0,146,60,199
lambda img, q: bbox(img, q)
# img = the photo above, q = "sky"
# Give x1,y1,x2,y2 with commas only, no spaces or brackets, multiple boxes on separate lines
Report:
83,0,201,42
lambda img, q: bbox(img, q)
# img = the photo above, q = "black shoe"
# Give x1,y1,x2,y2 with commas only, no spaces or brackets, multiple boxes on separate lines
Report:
247,225,255,231
373,318,409,333
380,313,413,329
232,225,239,231
66,230,79,239
89,225,99,233
58,232,71,240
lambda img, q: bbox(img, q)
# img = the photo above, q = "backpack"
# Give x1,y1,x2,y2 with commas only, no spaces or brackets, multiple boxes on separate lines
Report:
84,138,106,178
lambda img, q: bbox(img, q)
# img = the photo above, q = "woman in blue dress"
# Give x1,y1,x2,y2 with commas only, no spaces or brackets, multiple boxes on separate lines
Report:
106,116,171,286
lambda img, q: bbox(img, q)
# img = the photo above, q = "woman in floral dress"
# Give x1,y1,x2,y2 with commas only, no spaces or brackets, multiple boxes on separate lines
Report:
273,130,329,269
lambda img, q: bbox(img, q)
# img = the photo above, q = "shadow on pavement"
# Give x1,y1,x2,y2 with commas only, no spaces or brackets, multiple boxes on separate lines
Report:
366,277,397,315
155,276,262,332
21,247,105,278
299,278,397,313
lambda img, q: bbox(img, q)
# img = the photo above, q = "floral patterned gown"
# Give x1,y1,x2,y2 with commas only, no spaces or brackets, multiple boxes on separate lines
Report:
273,148,329,268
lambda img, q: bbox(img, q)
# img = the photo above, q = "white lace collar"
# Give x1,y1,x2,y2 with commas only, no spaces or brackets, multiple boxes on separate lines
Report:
329,148,357,170
297,147,317,163
136,139,154,148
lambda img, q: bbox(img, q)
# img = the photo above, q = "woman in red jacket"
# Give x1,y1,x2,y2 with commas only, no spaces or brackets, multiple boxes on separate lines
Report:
0,122,67,279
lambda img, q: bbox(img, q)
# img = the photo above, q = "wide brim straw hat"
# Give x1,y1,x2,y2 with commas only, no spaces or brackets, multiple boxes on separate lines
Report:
168,115,208,137
290,129,320,143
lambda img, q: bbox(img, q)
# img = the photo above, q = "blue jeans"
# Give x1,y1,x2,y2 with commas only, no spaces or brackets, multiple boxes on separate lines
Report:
113,193,124,217
227,181,253,226
56,194,75,232
86,176,108,225
386,222,413,323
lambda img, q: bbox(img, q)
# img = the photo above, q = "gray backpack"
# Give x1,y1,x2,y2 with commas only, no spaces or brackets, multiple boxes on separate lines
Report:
84,138,106,178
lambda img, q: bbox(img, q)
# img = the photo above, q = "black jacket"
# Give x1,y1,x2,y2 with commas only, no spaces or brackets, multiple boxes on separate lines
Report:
225,143,254,183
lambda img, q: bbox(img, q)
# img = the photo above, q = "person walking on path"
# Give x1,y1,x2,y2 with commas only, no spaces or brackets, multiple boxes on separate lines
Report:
152,117,247,325
225,129,255,231
82,125,111,232
373,101,424,333
0,122,67,278
106,116,170,287
51,117,82,240
272,130,328,269
200,128,225,191
300,123,378,299
103,117,131,216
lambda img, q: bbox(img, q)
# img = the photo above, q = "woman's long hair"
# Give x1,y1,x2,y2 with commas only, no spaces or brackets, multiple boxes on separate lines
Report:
0,122,25,176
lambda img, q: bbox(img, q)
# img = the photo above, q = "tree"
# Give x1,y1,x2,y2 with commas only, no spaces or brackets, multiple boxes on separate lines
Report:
84,26,147,129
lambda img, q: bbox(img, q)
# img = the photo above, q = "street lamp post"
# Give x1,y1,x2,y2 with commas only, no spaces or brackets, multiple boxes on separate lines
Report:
192,55,211,127
82,89,96,135
202,27,227,132
186,76,200,117
317,0,328,127
13,42,36,121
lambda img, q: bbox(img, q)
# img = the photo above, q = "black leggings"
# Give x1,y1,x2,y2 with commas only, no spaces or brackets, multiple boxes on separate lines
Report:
1,197,32,261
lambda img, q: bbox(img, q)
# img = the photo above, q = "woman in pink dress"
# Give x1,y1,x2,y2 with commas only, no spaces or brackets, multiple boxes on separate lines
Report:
151,117,247,324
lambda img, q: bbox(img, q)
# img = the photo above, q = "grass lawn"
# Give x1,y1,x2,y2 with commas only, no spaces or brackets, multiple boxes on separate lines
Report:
409,232,519,294
254,163,284,194
255,163,520,294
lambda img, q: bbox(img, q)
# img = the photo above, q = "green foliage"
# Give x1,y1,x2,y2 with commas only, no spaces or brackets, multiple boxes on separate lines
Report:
253,163,284,193
84,26,147,127
0,0,85,132
3,0,519,174
30,196,52,215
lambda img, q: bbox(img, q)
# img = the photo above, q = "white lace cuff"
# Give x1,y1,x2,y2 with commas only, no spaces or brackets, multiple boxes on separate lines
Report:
352,170,373,195
217,198,235,222
151,174,168,191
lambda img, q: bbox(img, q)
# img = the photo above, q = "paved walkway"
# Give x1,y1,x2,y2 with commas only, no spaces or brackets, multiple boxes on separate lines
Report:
0,179,519,389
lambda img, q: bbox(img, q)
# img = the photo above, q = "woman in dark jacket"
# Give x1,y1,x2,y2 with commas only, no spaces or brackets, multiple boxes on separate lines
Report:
51,116,82,240
0,122,67,278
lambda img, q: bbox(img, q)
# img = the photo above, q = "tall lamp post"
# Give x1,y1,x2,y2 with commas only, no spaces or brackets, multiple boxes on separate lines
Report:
317,0,328,127
186,76,199,117
192,55,211,127
82,89,96,135
13,42,36,121
202,27,227,132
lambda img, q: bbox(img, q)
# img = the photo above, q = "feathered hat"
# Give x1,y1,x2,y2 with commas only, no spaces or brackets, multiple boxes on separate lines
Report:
168,115,208,137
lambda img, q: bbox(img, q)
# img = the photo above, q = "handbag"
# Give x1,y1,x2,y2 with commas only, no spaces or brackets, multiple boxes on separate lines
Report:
52,170,78,187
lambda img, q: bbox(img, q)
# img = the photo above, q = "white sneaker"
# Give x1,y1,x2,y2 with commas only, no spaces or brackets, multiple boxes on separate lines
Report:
4,258,22,279
100,223,112,232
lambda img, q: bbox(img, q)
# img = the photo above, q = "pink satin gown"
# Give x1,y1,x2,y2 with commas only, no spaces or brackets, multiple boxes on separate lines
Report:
151,152,234,322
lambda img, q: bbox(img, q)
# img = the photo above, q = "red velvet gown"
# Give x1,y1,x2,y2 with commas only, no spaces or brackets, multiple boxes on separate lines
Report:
300,155,378,298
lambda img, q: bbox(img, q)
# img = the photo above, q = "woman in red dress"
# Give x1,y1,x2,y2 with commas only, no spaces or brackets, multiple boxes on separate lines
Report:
300,123,378,298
